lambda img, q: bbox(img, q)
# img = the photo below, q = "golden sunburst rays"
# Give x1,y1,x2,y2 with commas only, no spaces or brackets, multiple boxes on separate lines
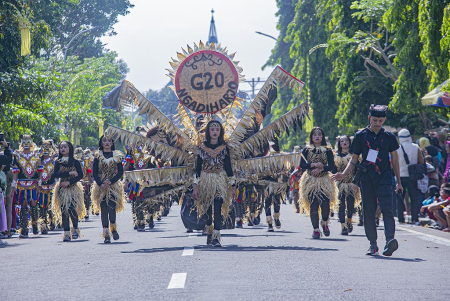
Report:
166,41,246,84
166,41,246,141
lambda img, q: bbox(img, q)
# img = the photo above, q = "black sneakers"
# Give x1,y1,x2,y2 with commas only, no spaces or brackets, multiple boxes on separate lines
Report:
137,224,145,232
365,245,379,256
274,219,281,229
382,239,398,256
112,230,119,241
206,234,213,245
267,224,274,232
104,236,111,244
212,238,221,247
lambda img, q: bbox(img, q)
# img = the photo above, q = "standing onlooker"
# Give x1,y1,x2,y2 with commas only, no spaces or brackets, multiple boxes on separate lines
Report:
443,142,450,183
332,104,403,257
0,139,13,238
396,129,424,225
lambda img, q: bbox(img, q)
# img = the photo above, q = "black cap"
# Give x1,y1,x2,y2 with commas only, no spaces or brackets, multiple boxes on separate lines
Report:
369,104,388,117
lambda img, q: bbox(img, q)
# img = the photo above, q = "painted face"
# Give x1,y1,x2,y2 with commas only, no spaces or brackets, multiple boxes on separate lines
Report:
209,126,221,139
41,145,51,156
22,137,32,149
60,142,69,155
102,138,113,149
312,131,322,143
339,137,349,149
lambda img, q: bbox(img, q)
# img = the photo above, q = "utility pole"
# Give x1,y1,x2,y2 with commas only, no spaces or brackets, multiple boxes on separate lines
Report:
245,77,265,99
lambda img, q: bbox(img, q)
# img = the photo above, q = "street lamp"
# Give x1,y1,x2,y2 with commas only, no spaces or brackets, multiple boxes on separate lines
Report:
255,31,277,41
63,26,98,72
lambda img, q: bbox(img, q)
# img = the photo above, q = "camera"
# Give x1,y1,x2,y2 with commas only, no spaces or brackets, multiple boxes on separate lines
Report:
352,164,368,185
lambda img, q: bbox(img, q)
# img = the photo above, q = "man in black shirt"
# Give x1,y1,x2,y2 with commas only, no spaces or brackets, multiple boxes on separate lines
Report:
332,104,403,256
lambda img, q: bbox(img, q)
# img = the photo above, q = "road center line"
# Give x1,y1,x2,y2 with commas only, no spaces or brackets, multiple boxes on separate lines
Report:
167,273,187,289
398,226,450,247
182,247,194,256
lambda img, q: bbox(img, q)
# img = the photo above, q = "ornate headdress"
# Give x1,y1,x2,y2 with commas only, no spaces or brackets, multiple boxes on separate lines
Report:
40,138,57,156
369,104,388,117
19,134,37,151
209,121,221,128
74,147,84,160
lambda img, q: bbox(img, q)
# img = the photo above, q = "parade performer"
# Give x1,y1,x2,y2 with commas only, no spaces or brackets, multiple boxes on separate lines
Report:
332,104,402,256
125,138,154,231
51,141,84,242
12,135,42,237
75,147,94,221
334,135,361,235
38,139,58,233
102,43,307,247
91,133,126,243
192,120,236,247
299,127,338,239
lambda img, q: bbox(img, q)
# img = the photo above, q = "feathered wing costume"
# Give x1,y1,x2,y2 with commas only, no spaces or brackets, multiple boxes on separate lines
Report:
103,42,308,226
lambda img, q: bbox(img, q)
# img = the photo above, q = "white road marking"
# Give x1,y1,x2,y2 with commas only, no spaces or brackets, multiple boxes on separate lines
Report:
188,232,199,237
167,273,187,289
182,247,194,256
398,226,450,247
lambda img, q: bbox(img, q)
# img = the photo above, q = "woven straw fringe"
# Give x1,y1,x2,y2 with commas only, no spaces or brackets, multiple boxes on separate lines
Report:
235,153,301,179
126,166,193,187
51,182,85,225
142,185,186,206
117,80,194,152
299,173,338,216
173,103,200,145
91,181,126,214
106,124,194,167
227,66,306,150
194,171,231,220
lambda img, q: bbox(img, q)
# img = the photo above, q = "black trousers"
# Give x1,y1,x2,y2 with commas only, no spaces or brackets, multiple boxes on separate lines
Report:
338,193,355,224
399,177,420,223
309,195,330,229
360,181,395,245
101,200,116,228
62,203,79,232
206,197,223,230
265,194,280,217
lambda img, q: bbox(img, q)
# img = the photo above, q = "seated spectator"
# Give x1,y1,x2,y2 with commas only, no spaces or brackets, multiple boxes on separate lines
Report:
443,206,450,232
420,183,450,230
422,185,440,206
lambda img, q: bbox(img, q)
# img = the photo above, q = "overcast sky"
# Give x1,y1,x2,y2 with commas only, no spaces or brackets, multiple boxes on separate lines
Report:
101,0,280,92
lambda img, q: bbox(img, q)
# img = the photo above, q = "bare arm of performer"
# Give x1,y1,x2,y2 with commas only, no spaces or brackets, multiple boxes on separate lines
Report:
331,154,359,181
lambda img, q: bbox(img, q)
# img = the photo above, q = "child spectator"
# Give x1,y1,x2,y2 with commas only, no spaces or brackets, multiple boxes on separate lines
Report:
420,183,450,229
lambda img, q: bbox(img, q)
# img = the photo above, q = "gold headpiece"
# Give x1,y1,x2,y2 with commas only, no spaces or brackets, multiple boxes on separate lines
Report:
209,121,221,128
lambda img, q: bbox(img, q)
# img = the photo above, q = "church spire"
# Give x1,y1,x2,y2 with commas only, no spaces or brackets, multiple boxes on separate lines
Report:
208,9,218,44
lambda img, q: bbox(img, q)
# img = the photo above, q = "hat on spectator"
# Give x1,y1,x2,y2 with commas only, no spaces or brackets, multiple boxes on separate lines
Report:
398,129,412,144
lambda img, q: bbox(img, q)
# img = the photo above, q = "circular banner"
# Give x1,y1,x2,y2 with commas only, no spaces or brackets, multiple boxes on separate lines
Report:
175,50,239,114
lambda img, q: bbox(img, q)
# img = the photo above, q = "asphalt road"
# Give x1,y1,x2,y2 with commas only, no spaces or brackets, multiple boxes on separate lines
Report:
1,201,449,301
